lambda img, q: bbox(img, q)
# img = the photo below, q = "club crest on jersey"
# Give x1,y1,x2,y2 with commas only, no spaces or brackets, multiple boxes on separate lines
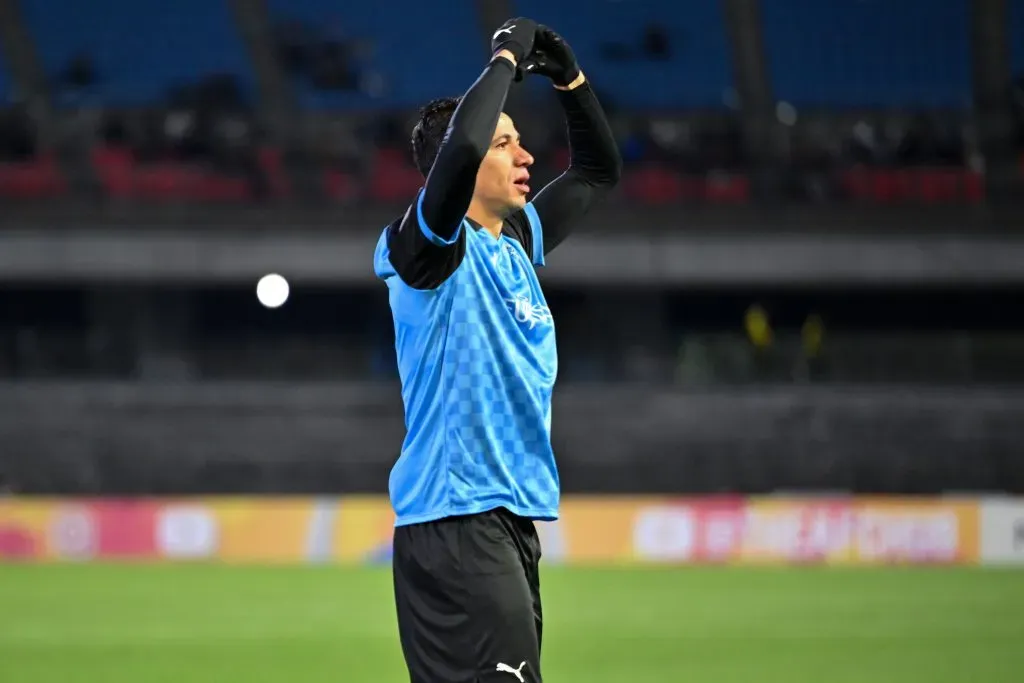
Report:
508,295,553,330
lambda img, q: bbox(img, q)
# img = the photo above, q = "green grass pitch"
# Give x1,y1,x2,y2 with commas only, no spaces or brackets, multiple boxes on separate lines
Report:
1,565,1022,682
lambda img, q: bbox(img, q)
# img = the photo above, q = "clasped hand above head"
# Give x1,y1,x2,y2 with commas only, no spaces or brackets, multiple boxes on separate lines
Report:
490,19,586,90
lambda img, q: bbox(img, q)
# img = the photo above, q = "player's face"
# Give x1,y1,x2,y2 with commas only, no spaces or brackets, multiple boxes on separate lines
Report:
476,113,534,216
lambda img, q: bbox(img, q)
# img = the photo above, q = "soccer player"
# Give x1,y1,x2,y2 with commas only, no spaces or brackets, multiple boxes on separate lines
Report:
373,17,621,683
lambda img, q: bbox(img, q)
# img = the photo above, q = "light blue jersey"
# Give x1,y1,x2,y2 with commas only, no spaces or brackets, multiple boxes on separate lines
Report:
373,190,560,527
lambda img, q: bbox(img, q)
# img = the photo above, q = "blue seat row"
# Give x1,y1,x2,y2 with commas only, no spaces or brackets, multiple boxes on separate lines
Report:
514,0,734,108
761,0,973,107
265,0,485,109
14,0,1020,109
22,0,255,105
0,51,10,102
1012,0,1024,76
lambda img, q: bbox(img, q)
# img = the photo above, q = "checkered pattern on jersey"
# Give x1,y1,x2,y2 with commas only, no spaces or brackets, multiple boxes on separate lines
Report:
440,238,559,510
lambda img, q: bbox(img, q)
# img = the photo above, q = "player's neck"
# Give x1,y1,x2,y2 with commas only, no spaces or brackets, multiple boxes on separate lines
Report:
466,201,504,239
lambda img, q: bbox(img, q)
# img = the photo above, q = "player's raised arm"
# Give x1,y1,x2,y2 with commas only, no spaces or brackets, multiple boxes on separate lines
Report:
521,26,623,255
416,19,538,241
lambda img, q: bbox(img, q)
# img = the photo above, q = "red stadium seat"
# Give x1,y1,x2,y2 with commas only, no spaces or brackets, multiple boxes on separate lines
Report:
622,166,684,204
324,168,359,202
704,173,750,204
91,145,257,202
916,169,958,202
193,171,251,201
0,152,67,198
840,167,871,201
369,148,423,202
963,170,984,203
843,167,984,205
132,164,195,200
91,146,135,198
870,169,906,203
258,147,291,199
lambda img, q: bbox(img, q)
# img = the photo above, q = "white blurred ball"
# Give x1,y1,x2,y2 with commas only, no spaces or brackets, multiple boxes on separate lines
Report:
256,273,289,309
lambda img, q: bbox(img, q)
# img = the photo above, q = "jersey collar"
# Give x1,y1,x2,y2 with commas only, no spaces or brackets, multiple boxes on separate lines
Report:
465,216,509,240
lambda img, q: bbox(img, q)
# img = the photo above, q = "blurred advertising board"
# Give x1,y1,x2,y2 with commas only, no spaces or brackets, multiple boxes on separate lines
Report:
979,498,1024,565
613,496,979,566
0,497,324,563
0,495,979,566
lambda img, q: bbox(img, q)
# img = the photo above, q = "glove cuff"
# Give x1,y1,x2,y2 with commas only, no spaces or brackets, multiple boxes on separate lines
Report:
554,66,580,87
490,53,517,72
499,44,528,63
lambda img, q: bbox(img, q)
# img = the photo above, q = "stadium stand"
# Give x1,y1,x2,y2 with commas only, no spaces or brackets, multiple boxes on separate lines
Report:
761,0,982,204
513,0,734,108
20,0,267,202
21,0,255,105
264,0,484,108
1012,0,1024,173
0,49,8,101
0,0,1016,205
0,49,67,199
761,0,972,108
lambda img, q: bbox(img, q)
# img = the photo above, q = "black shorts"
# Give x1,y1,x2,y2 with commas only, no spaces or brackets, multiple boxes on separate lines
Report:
392,507,544,683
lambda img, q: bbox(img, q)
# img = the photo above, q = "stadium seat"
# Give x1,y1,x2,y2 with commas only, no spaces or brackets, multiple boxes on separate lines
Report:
871,169,906,203
961,170,984,203
22,0,256,105
622,165,752,205
265,0,484,108
0,49,9,101
703,172,750,204
0,48,68,198
323,168,359,202
90,145,256,203
761,0,972,107
622,165,686,204
91,146,134,198
257,147,292,199
840,167,984,204
916,169,960,202
367,147,423,202
513,0,733,108
1012,0,1024,76
132,164,198,201
0,152,67,198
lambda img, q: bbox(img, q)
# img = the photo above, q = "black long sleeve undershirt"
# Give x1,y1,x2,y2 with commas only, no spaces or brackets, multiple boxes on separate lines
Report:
419,57,516,241
529,82,622,255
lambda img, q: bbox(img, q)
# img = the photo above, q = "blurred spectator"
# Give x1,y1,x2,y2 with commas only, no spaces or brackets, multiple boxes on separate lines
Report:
54,51,98,104
0,107,36,161
275,19,318,76
745,304,775,381
308,40,359,91
642,23,672,61
600,22,674,62
798,314,826,381
273,17,381,95
1012,74,1024,149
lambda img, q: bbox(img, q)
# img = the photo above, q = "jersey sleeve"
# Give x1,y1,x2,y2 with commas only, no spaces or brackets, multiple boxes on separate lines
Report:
503,202,545,267
387,188,467,289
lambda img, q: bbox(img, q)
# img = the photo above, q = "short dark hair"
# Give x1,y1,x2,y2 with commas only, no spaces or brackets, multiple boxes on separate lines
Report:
411,96,461,177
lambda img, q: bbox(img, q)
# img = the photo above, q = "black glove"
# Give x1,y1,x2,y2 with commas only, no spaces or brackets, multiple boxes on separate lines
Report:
490,17,538,64
516,25,581,86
